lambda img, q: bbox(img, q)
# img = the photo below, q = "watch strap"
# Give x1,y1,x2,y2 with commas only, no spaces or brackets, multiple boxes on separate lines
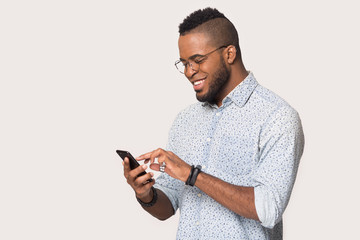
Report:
187,165,202,187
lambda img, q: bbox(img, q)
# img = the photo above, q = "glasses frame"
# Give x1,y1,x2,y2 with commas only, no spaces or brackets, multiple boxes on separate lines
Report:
175,45,228,74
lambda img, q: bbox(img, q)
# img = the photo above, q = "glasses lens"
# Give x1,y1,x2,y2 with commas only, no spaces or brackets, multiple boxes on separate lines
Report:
175,61,185,74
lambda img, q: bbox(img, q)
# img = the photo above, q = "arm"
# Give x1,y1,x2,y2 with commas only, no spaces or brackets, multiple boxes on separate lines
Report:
137,149,259,221
122,158,174,220
136,109,304,227
138,187,175,221
251,108,304,228
195,171,259,221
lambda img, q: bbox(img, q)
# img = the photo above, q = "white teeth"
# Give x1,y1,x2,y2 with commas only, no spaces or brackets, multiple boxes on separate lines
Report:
194,80,204,86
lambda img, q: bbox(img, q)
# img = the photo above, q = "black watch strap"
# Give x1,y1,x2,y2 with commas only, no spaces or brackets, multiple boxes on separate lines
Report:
136,187,158,207
185,165,195,185
186,165,202,187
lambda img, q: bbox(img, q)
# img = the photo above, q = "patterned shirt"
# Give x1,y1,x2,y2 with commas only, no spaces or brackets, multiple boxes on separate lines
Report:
154,72,304,240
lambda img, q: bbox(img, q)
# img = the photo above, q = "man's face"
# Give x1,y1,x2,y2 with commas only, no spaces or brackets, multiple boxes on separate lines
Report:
178,33,230,104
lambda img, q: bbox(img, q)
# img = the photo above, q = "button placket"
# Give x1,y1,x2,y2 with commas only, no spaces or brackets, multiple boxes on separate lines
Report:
202,108,222,180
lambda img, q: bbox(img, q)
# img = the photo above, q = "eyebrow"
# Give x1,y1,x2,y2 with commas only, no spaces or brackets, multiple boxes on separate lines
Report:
179,54,206,62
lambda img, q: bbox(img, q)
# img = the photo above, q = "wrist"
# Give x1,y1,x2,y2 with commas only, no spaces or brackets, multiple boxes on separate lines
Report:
136,188,153,203
136,187,158,207
185,165,202,186
182,165,193,182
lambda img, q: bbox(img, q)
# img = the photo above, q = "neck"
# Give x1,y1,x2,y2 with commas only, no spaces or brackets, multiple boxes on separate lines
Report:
215,61,248,107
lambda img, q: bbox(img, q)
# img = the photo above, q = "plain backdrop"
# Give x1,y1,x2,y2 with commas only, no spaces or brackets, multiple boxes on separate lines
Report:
1,0,359,239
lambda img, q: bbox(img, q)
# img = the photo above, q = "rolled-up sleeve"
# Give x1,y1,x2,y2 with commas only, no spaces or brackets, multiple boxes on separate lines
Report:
254,106,304,228
154,174,182,212
154,113,184,212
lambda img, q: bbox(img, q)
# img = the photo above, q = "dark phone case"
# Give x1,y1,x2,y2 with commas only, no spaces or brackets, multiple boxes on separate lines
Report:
117,150,140,169
116,150,153,182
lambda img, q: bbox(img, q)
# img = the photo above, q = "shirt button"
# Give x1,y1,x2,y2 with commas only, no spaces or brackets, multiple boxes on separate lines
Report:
197,193,202,197
216,112,220,116
196,221,200,225
206,138,211,142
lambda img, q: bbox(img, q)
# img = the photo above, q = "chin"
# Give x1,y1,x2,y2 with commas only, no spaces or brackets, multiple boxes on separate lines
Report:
195,90,206,101
196,92,213,103
195,59,229,104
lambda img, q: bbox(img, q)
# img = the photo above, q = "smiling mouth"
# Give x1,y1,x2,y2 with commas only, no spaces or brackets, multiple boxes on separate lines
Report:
194,79,205,86
192,78,206,91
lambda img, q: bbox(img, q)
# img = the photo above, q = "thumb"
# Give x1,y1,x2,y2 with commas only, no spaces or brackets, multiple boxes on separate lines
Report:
150,163,160,172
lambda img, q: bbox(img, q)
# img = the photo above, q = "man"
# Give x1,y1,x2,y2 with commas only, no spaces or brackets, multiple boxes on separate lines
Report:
123,7,304,239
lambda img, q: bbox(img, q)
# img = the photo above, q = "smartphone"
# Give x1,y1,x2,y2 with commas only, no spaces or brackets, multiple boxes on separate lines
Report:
116,150,153,182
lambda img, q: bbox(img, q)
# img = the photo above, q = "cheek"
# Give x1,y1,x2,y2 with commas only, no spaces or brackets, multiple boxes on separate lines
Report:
201,63,219,83
201,57,221,75
199,64,214,80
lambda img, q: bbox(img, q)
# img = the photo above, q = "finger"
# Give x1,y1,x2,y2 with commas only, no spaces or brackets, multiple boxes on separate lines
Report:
123,157,131,174
149,148,164,164
157,154,168,165
150,163,160,172
136,152,153,161
128,164,149,180
134,172,155,187
135,179,156,197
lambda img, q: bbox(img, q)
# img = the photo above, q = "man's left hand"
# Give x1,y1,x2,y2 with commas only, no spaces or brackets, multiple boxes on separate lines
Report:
136,148,191,183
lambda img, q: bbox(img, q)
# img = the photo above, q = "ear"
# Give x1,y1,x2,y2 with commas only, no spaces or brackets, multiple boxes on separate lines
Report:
225,45,237,64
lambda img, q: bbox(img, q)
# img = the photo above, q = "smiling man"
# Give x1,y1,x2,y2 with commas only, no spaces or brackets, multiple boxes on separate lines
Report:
123,8,304,239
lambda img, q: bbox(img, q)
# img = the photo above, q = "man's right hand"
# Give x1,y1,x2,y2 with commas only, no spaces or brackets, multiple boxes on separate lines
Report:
122,157,155,202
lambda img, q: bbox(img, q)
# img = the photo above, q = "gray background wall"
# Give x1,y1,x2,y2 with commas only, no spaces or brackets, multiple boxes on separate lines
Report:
1,0,359,239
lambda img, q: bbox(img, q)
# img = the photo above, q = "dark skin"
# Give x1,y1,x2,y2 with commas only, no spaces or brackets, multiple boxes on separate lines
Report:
122,32,259,221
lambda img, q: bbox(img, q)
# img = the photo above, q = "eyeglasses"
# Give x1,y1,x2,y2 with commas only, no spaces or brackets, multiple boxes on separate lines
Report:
175,45,227,74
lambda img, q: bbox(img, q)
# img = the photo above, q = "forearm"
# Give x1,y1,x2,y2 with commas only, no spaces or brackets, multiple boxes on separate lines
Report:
195,171,259,221
138,188,175,221
134,148,259,221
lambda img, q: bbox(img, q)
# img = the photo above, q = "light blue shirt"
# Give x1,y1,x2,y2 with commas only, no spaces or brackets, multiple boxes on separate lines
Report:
154,72,304,240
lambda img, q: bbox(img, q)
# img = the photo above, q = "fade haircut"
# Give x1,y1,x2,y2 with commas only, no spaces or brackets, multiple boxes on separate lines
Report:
179,8,241,60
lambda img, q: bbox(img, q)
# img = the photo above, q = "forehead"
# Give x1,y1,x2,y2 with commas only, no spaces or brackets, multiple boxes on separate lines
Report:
178,32,213,59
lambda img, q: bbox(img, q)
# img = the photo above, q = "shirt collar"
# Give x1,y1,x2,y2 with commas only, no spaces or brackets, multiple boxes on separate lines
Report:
202,71,259,109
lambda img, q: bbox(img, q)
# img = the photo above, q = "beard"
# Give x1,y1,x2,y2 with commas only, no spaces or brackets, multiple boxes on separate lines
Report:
196,58,230,104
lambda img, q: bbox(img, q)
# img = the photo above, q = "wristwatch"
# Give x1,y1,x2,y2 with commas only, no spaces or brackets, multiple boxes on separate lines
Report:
185,165,202,186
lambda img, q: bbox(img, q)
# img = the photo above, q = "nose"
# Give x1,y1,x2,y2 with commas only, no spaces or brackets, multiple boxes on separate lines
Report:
184,63,198,79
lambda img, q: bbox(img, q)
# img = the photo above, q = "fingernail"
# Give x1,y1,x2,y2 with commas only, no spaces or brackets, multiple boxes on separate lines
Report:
143,165,147,170
150,172,154,177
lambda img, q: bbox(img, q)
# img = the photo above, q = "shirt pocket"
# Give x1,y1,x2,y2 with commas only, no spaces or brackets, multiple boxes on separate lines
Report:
209,133,258,186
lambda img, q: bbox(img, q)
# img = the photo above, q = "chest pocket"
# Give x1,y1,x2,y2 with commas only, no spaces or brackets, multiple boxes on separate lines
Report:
208,128,258,186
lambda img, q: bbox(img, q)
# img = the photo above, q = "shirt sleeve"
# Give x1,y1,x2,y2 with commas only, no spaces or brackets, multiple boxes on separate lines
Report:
154,173,182,212
253,106,304,228
153,112,184,212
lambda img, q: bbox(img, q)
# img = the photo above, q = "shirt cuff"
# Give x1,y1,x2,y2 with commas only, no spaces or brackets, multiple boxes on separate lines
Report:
254,185,279,229
154,182,179,211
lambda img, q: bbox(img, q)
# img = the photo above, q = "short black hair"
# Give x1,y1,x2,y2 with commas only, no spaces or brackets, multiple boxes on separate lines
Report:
178,8,241,60
178,7,226,34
